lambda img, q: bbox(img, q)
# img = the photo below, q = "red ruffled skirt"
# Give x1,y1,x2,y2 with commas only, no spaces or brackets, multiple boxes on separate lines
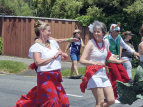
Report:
13,69,70,107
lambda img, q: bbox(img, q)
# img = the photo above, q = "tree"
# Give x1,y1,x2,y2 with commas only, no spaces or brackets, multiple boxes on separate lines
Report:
50,0,83,19
0,0,33,16
32,0,56,17
123,0,143,18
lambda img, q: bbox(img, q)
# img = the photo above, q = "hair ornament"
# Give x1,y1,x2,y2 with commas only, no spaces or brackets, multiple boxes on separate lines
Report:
37,20,45,29
38,20,44,25
88,24,94,33
110,22,121,31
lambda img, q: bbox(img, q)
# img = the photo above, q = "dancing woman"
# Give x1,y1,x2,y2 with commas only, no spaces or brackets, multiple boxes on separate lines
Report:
80,21,127,107
14,21,70,107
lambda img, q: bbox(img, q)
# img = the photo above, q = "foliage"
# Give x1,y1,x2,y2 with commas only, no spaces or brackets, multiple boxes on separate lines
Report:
132,68,136,79
0,0,33,16
76,15,95,27
50,0,83,19
124,0,143,18
86,6,104,18
132,56,140,68
0,37,2,54
0,60,28,73
32,0,56,17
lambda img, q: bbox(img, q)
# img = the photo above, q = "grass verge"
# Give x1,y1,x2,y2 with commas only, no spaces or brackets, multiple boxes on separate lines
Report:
61,67,137,79
61,67,86,77
0,60,28,74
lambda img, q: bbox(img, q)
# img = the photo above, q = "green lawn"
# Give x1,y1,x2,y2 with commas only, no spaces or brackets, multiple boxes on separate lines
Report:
61,67,86,77
61,67,137,79
0,60,28,74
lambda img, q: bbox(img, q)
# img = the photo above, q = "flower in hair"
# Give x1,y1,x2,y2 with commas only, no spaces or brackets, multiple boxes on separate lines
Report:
88,24,94,33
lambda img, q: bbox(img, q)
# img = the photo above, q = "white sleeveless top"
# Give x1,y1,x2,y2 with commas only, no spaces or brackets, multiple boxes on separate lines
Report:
28,39,61,72
87,39,111,89
88,39,107,64
88,39,108,78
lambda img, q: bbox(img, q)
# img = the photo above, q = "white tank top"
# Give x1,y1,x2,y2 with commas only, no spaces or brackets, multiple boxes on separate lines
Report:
88,39,107,64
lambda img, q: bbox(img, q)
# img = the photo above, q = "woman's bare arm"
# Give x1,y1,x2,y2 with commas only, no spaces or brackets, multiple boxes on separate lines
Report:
33,51,62,66
80,41,104,66
80,38,85,48
50,37,79,43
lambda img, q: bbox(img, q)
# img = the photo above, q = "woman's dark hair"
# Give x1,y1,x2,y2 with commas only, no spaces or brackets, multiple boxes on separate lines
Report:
34,21,50,39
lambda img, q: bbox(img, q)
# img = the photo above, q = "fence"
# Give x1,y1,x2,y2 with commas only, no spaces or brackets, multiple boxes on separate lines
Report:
0,15,92,61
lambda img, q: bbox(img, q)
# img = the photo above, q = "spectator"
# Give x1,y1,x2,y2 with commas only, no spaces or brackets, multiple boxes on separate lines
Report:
65,29,85,79
120,31,135,82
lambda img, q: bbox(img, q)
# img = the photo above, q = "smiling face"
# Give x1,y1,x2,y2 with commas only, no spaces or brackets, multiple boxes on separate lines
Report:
93,28,104,42
41,26,51,40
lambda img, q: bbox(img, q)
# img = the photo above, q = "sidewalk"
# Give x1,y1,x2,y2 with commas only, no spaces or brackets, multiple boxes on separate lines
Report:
0,55,85,76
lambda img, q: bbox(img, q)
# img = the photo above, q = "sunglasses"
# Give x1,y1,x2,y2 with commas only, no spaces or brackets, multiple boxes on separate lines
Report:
115,30,120,32
77,32,81,34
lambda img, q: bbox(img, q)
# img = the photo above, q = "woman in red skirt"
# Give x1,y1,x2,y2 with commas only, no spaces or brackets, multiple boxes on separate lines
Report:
14,20,70,107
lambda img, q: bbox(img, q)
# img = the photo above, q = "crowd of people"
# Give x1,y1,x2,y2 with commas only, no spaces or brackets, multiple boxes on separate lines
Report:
13,20,143,107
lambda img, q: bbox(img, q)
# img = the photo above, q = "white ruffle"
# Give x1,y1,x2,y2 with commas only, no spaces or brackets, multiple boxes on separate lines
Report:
28,43,42,59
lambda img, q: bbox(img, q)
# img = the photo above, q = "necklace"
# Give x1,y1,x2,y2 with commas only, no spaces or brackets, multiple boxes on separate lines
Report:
93,38,105,52
45,42,50,47
35,40,50,48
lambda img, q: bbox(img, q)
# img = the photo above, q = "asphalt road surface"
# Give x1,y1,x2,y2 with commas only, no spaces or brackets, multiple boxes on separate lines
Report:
0,74,143,107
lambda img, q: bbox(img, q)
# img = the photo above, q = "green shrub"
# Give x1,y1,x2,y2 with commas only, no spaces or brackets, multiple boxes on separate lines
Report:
76,15,95,27
0,37,3,54
131,56,140,68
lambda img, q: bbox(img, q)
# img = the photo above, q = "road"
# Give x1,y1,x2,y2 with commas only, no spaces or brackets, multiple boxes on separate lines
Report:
0,74,143,107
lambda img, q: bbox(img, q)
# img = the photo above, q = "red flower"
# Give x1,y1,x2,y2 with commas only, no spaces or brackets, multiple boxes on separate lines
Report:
118,24,121,27
112,26,114,29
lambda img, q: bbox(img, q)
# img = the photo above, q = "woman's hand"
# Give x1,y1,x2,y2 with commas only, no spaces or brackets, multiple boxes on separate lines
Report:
61,53,68,61
94,62,105,66
117,59,128,64
54,51,62,58
135,56,139,60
